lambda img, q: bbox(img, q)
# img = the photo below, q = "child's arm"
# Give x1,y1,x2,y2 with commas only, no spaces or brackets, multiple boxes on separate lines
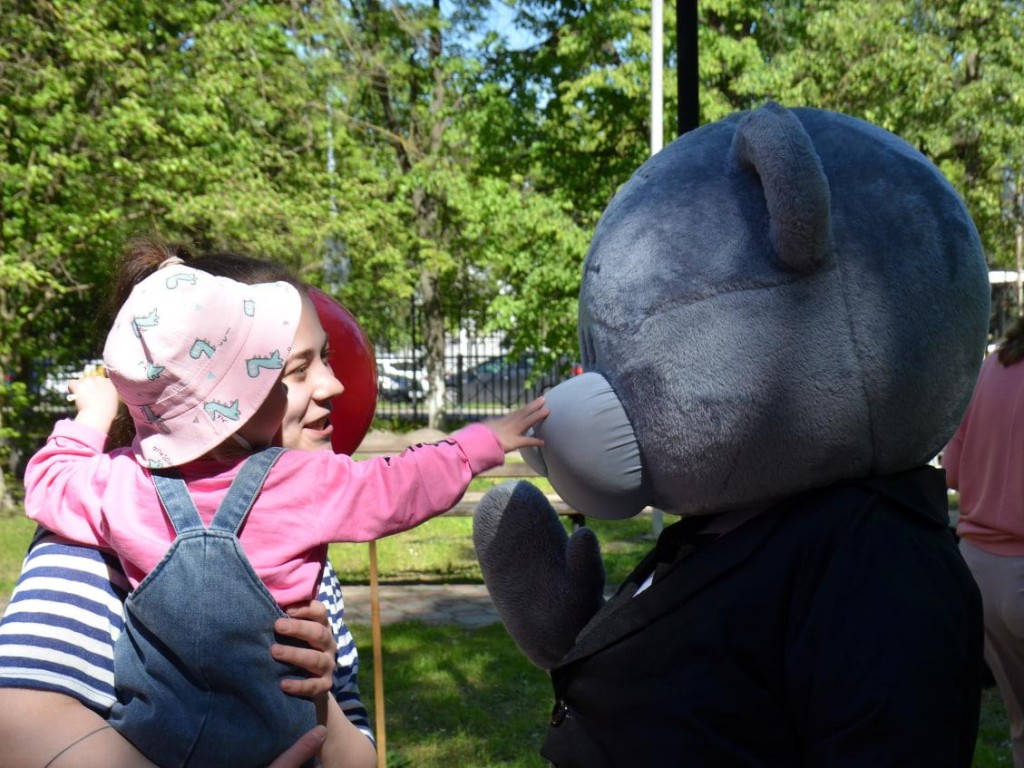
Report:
23,374,121,545
69,374,120,435
311,398,549,544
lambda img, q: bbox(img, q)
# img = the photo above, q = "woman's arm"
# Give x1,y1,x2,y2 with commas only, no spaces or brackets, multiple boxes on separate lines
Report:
274,597,376,767
0,688,154,767
0,688,374,768
319,694,379,768
316,559,375,743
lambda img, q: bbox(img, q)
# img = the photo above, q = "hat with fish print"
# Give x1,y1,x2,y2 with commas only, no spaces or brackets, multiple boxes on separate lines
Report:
103,263,302,468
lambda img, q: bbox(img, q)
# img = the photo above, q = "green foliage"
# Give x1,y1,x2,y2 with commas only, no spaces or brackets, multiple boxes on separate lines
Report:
0,1,356,481
735,0,1024,269
0,516,35,597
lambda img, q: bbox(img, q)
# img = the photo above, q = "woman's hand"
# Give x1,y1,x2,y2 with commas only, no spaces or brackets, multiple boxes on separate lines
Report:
269,602,377,767
267,725,328,768
272,600,337,700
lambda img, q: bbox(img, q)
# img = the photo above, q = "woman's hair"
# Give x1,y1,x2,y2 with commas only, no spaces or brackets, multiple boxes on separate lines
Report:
106,237,303,327
997,312,1024,367
105,236,305,449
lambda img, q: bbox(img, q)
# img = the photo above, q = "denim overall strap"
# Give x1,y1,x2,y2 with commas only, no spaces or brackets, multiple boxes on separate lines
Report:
151,469,205,536
208,447,285,535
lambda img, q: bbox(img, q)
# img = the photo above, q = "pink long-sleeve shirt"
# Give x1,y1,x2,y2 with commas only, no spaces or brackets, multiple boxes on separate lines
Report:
25,420,504,606
942,352,1024,556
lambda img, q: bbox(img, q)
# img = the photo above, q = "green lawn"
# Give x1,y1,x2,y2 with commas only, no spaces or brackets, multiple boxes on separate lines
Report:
0,511,1013,766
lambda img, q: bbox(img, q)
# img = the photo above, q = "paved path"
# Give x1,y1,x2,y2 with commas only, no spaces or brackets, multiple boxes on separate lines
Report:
0,585,502,630
340,584,501,628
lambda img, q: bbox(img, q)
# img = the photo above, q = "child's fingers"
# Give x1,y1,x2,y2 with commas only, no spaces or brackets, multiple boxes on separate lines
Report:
507,435,545,450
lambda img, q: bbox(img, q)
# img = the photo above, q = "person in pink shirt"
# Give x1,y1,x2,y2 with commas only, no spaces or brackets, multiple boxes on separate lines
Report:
23,257,547,768
943,312,1024,768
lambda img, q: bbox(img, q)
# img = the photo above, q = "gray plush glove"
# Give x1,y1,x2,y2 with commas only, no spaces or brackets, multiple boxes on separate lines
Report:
473,480,606,670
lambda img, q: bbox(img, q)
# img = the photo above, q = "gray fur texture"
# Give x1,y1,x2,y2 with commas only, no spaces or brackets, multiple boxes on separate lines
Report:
580,103,989,515
473,481,605,670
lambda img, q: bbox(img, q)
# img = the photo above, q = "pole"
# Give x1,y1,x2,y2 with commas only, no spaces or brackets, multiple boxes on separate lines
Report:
651,0,664,155
369,541,386,767
1017,179,1023,315
676,0,699,136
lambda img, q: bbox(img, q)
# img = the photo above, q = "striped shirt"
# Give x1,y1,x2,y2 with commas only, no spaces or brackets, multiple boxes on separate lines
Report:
0,529,374,745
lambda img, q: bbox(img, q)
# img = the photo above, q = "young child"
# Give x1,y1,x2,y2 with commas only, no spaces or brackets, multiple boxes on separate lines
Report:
24,260,547,767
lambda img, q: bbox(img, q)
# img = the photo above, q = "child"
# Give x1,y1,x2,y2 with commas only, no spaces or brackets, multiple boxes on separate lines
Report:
24,260,547,767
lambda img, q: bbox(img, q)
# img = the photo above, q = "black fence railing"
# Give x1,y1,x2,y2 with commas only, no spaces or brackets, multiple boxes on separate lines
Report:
18,348,577,436
374,350,579,424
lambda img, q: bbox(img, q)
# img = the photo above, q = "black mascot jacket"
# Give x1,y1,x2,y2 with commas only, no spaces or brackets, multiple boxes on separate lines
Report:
541,467,983,768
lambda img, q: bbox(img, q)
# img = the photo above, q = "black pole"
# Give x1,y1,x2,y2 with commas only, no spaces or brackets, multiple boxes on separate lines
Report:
677,0,699,136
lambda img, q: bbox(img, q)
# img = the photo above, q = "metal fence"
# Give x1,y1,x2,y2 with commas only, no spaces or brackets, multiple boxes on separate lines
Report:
374,350,578,424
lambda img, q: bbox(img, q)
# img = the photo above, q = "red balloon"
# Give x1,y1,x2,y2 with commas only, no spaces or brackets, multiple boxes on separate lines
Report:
307,287,377,455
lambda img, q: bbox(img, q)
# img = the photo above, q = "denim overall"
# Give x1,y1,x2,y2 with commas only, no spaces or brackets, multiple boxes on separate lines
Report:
108,448,316,767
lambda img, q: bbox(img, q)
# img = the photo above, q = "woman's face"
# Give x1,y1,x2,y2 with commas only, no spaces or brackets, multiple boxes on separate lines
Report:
234,292,345,454
278,294,346,453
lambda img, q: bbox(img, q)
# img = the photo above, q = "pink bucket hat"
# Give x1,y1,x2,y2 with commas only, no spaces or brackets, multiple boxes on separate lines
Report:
103,264,302,468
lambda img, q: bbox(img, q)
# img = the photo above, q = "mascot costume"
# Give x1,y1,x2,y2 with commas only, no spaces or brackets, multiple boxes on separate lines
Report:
474,103,990,766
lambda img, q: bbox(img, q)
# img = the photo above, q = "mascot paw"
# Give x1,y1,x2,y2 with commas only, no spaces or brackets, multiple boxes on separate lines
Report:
474,480,605,670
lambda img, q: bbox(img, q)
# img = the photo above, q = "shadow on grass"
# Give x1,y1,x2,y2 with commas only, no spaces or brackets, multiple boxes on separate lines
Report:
353,621,552,767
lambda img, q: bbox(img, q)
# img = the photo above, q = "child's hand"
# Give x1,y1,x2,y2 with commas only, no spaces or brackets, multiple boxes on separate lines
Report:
482,397,549,453
69,374,120,435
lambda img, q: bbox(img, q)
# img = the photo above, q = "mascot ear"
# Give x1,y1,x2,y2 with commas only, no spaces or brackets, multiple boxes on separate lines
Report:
730,100,832,273
307,287,377,455
521,372,652,520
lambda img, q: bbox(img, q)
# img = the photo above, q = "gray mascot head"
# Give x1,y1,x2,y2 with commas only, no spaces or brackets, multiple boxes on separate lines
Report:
523,102,990,520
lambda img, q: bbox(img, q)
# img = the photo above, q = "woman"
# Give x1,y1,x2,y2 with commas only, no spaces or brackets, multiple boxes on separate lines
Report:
0,241,377,767
944,311,1024,768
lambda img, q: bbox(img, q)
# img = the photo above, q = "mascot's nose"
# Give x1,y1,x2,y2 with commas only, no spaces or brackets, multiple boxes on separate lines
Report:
521,372,653,520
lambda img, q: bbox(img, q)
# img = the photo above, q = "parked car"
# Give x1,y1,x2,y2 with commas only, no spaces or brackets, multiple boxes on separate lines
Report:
445,355,576,407
377,356,427,402
38,359,105,399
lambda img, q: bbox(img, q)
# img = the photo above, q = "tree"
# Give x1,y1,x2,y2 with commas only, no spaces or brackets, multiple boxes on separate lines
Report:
0,0,361,505
307,0,591,428
736,0,1024,271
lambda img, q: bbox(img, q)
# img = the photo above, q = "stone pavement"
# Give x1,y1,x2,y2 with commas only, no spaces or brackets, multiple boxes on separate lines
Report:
339,583,501,628
0,586,500,629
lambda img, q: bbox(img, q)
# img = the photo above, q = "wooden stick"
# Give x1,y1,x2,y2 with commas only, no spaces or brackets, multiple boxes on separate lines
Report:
369,540,386,768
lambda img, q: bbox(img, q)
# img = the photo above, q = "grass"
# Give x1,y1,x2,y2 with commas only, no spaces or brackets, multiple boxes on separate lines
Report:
0,509,1013,766
0,514,37,597
328,511,659,586
353,621,552,767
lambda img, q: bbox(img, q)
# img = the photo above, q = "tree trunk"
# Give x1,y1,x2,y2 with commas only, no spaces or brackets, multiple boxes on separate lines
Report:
0,405,15,514
418,269,447,431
